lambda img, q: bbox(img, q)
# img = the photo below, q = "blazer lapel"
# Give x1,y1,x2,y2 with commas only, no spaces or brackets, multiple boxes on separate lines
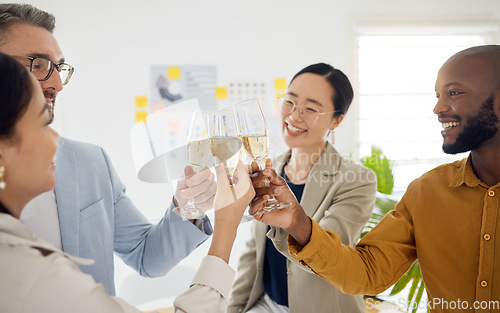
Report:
254,221,269,263
284,144,340,218
54,138,80,256
301,144,341,217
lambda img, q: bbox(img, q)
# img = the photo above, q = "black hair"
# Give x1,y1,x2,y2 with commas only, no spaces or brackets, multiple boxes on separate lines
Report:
0,53,33,138
0,52,34,216
290,63,354,117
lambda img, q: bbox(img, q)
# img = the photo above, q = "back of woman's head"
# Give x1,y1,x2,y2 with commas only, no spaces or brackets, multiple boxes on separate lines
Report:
0,52,33,139
291,63,353,117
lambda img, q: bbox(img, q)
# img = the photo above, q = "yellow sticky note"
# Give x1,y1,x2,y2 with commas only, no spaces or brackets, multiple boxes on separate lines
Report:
274,78,287,90
168,67,181,80
135,96,148,108
215,87,228,99
135,111,147,123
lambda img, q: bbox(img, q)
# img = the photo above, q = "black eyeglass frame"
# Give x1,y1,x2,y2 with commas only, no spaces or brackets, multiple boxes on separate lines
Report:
12,55,74,85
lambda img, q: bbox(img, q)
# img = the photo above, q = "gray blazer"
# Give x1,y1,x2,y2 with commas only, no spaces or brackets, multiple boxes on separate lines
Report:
54,137,212,295
227,144,376,313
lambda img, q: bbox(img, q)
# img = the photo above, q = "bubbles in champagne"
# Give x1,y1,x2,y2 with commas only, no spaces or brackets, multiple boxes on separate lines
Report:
240,134,269,161
187,138,212,172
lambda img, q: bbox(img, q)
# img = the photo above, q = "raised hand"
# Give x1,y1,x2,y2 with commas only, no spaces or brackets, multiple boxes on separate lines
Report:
248,159,312,246
209,160,255,263
213,160,255,214
249,159,298,228
174,165,216,214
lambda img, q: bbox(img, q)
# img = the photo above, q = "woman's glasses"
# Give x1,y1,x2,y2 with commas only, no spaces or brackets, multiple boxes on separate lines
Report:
278,96,339,123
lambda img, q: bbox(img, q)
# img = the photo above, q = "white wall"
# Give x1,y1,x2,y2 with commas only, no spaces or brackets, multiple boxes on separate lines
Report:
25,0,500,307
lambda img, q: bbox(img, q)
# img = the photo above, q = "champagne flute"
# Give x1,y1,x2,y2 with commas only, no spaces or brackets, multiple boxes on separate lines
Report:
234,99,291,219
173,110,213,219
208,110,242,201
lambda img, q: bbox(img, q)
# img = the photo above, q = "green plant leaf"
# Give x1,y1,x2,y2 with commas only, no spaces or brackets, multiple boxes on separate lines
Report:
375,197,398,216
361,193,398,238
411,280,426,313
407,277,420,309
389,273,411,295
360,145,394,195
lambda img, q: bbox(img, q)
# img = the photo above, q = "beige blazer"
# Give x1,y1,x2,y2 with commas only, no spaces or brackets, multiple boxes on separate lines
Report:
0,213,233,313
227,144,377,313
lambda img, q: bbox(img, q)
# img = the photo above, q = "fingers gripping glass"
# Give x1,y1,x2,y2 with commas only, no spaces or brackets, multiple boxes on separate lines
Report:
234,99,292,222
173,110,212,219
12,55,74,85
278,97,339,122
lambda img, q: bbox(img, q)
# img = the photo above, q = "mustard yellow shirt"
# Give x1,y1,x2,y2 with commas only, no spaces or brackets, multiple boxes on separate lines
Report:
289,156,500,313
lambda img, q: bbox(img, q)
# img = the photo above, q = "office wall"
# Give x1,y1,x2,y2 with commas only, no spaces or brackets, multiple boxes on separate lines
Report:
25,0,500,306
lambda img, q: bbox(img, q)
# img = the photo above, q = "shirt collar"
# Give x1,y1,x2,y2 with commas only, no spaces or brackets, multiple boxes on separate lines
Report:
450,155,482,188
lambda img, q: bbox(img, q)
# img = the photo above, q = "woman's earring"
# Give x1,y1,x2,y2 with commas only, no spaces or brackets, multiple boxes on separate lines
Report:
330,130,335,144
0,166,5,190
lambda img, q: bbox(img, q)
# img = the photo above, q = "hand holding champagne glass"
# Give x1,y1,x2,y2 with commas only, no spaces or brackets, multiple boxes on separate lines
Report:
233,99,291,217
173,110,214,219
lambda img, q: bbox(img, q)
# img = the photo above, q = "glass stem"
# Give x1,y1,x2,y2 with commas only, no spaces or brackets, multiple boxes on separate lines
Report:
223,160,238,201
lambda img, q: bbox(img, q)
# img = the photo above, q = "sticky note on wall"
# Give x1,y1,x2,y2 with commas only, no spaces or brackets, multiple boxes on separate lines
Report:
215,87,228,99
168,67,181,80
135,96,148,108
274,78,287,90
136,111,147,123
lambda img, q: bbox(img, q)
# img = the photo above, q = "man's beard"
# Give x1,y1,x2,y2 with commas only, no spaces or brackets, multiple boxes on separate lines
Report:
44,89,57,124
443,95,498,154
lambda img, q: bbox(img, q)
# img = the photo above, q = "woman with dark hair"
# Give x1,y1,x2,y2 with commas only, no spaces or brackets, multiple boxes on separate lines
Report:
228,63,377,313
0,52,57,217
0,52,255,313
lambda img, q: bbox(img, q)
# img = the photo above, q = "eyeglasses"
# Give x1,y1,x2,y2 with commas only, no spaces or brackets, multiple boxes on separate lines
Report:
12,55,74,85
278,97,339,123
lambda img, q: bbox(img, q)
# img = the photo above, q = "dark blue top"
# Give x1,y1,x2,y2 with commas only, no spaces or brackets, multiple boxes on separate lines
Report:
263,165,305,307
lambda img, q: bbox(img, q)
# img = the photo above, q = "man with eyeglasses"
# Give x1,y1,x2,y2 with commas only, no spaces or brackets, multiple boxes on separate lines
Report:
0,3,215,296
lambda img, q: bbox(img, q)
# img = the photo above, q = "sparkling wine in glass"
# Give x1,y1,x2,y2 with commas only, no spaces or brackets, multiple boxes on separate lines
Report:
173,110,212,219
208,110,242,201
240,134,269,163
234,99,291,219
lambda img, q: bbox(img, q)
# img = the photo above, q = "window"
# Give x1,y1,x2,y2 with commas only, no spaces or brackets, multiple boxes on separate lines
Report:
356,21,497,192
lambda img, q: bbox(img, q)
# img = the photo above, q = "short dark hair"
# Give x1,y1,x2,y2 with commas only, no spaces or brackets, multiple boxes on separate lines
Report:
0,3,55,44
291,63,354,117
0,52,33,139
